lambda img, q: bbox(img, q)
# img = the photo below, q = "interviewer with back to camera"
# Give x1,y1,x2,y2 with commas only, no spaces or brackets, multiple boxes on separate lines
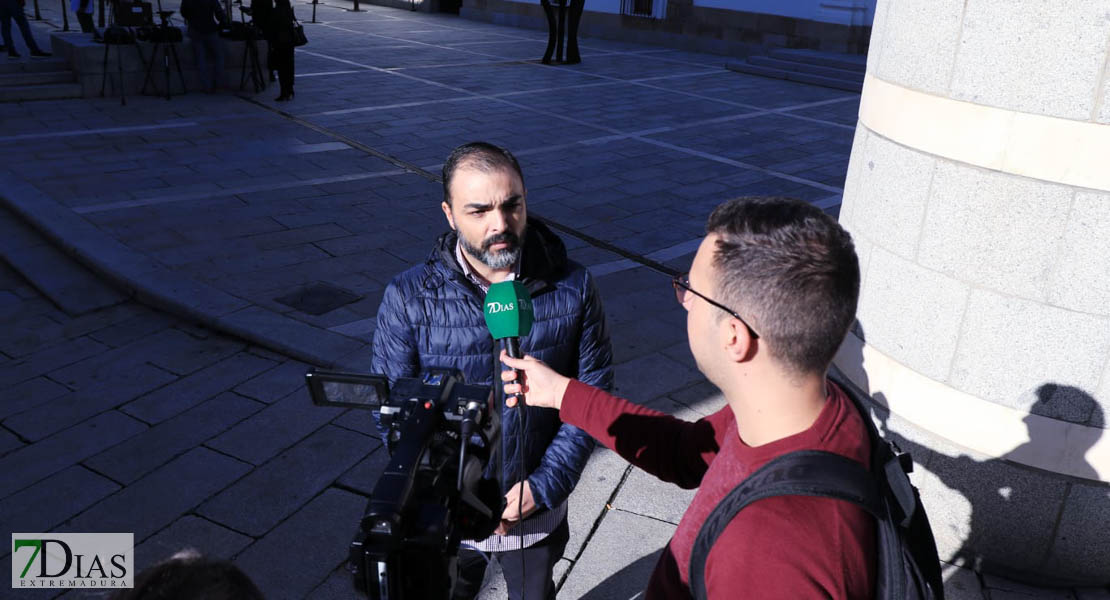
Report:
500,196,876,599
370,141,613,600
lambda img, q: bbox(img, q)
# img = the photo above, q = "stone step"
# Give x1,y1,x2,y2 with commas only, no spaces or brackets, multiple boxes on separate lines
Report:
0,81,84,102
0,57,70,74
0,206,128,316
748,55,865,83
0,70,76,85
725,61,863,93
767,48,868,73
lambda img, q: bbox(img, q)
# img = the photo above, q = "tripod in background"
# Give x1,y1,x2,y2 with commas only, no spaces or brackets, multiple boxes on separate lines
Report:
236,5,265,93
139,7,187,99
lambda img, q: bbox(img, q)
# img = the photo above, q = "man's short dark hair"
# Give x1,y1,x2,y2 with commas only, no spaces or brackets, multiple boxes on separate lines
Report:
110,550,264,600
442,142,525,205
705,196,859,376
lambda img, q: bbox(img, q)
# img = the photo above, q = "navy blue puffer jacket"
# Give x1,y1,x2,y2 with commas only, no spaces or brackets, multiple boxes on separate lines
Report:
370,218,613,510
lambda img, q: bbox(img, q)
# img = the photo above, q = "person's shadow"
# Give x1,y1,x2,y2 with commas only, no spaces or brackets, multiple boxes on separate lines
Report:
836,322,1109,586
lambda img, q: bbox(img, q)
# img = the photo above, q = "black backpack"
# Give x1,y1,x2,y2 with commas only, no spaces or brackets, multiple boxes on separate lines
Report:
688,372,945,600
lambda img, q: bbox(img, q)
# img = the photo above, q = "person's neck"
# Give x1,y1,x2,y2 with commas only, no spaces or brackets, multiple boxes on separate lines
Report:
723,368,829,448
460,247,514,285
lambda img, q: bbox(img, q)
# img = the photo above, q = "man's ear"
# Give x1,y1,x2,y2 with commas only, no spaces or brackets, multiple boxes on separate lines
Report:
722,318,756,363
441,201,456,231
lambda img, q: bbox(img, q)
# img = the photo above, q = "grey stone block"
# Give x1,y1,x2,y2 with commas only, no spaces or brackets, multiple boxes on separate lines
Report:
919,449,1069,575
0,410,146,498
336,443,389,496
0,466,119,539
837,124,869,230
847,133,935,260
234,488,366,600
981,574,1074,599
199,425,374,537
1043,482,1110,584
0,336,108,388
205,387,343,465
666,381,727,418
874,0,964,95
564,447,631,560
1048,191,1110,316
855,246,970,381
949,289,1110,412
121,352,276,424
919,162,1073,302
133,515,254,573
609,315,687,364
308,565,361,600
557,509,673,600
86,310,174,348
234,359,314,404
5,363,177,442
66,447,251,542
0,427,21,458
611,352,702,404
88,392,264,484
216,305,365,368
246,224,352,251
0,376,70,420
950,0,1110,120
611,467,695,526
48,328,212,389
942,564,984,600
143,330,248,376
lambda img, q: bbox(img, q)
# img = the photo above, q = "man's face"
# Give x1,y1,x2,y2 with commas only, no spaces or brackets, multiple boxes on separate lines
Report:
684,234,726,381
442,166,527,270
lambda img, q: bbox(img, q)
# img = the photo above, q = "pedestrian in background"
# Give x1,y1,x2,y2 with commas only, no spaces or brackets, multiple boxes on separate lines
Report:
0,0,51,58
180,0,228,92
71,0,101,41
268,0,295,101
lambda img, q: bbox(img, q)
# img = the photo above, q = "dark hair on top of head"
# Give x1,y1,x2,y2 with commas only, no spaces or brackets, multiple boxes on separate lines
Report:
442,142,525,206
705,196,860,377
110,549,265,600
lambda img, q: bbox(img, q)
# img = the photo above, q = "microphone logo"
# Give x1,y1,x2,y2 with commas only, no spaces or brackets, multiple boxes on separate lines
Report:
485,301,515,314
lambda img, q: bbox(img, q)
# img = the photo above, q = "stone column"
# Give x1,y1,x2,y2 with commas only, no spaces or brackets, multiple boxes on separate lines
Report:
835,0,1110,585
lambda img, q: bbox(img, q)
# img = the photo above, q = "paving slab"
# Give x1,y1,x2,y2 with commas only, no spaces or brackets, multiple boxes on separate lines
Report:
234,488,367,600
133,515,255,573
198,425,374,536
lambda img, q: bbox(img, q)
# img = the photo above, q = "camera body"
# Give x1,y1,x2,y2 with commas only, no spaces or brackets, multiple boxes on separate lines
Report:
306,368,503,600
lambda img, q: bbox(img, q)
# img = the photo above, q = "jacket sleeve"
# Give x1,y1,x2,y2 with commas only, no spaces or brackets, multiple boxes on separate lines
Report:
369,281,419,440
527,271,613,509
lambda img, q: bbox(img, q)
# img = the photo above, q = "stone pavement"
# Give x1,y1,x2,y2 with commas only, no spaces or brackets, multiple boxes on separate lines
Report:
1,3,1105,599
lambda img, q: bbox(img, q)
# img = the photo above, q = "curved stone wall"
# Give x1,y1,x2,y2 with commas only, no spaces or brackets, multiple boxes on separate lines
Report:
836,0,1110,584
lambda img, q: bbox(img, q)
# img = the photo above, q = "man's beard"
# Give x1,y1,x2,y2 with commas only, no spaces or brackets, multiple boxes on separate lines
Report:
460,230,523,269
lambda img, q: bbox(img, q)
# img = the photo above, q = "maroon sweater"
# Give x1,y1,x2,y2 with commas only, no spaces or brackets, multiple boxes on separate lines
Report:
560,380,875,599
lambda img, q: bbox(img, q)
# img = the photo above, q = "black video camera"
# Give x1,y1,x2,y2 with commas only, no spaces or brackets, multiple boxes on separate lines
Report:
306,368,503,600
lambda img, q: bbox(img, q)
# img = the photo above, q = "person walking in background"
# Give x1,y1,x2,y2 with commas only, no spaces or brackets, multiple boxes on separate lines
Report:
249,0,276,82
0,0,51,58
268,0,294,101
180,0,228,92
71,0,101,41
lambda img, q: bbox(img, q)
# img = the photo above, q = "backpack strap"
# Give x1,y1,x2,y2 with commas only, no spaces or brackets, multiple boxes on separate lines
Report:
688,450,882,600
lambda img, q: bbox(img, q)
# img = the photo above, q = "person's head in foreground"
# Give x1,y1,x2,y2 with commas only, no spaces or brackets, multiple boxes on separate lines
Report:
680,195,859,395
111,549,264,600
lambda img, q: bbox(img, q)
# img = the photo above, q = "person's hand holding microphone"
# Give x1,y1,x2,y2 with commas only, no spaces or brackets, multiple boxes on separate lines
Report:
499,350,571,410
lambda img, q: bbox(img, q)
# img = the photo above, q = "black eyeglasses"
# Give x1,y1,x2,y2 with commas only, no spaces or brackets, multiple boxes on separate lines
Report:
672,272,760,339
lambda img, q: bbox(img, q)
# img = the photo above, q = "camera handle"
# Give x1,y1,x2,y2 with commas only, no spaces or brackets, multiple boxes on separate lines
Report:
456,400,482,491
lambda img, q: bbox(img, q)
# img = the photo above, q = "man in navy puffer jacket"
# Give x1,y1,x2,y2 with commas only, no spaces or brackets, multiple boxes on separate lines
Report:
370,141,614,600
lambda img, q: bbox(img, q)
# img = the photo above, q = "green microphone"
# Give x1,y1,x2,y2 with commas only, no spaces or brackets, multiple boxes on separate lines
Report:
484,281,534,405
483,280,534,359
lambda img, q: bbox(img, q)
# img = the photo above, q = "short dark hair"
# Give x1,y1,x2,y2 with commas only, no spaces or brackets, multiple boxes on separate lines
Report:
705,196,859,376
111,550,264,600
442,142,525,205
